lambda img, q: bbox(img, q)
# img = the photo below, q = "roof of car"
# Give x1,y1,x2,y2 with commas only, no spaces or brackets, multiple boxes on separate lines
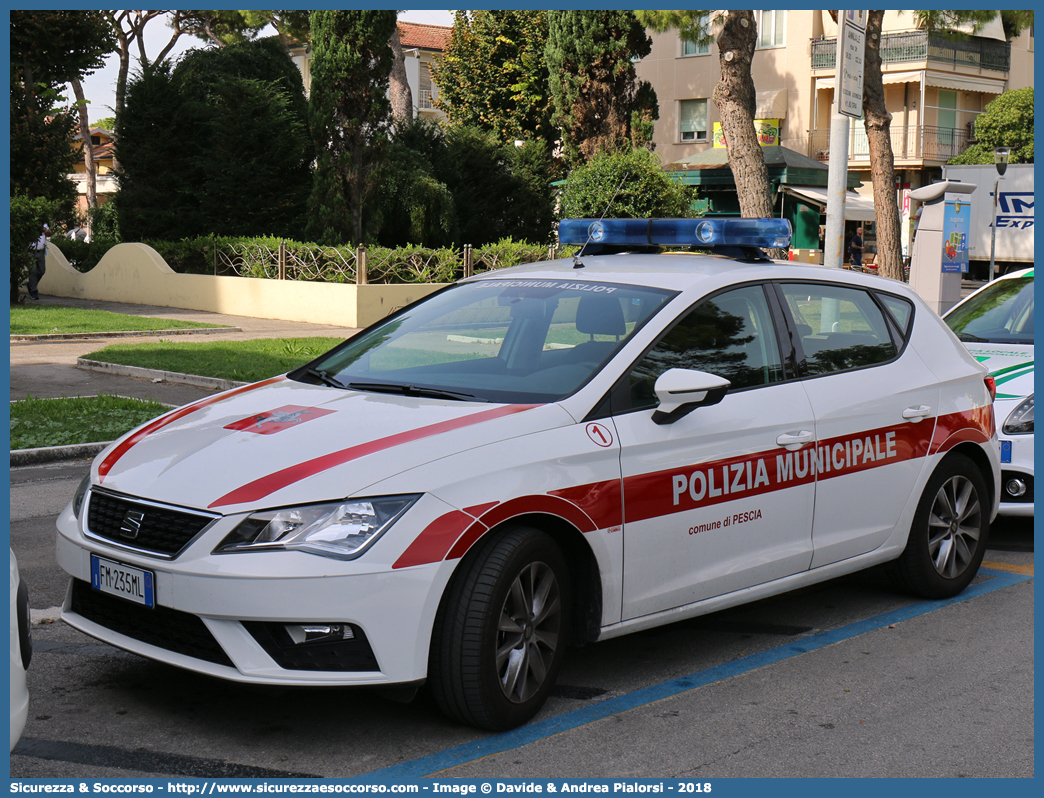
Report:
467,252,907,294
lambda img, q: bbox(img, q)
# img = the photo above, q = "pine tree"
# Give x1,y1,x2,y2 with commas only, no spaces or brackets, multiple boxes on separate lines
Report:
546,11,658,165
307,9,397,245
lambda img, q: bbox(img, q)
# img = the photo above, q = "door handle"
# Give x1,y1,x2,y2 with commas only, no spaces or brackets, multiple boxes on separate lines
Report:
776,431,813,451
902,405,932,421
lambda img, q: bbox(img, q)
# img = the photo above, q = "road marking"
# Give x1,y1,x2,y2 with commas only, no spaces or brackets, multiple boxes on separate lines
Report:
982,559,1033,576
360,568,1032,779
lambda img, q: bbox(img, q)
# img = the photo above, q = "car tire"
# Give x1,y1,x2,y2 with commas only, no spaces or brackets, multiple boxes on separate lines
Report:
889,453,990,599
429,525,571,730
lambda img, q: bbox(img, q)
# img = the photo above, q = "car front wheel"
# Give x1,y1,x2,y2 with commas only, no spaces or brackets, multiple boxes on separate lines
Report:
429,526,571,730
890,453,990,599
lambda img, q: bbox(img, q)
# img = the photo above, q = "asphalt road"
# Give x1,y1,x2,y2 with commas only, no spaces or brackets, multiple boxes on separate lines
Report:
9,459,1033,780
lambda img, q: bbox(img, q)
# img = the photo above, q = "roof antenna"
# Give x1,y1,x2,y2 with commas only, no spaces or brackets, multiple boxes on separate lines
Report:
573,170,631,268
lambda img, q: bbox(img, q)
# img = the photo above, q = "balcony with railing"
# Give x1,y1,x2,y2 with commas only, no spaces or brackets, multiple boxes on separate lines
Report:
808,125,972,164
811,30,1011,72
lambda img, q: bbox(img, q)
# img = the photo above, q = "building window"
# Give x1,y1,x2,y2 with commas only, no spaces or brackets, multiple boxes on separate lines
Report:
681,13,711,55
755,10,785,49
419,61,434,109
679,99,708,142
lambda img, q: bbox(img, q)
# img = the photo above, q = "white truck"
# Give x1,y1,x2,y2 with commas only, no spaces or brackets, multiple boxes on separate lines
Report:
940,163,1034,278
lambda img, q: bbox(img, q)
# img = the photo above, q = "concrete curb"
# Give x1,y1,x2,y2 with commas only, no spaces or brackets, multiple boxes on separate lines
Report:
11,326,240,343
11,441,109,467
77,359,250,392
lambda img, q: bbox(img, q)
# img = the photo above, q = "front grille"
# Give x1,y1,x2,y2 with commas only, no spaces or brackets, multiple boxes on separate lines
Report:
70,579,233,667
87,490,215,557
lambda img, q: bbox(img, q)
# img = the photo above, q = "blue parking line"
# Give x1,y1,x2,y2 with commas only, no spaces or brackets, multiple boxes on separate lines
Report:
361,569,1031,780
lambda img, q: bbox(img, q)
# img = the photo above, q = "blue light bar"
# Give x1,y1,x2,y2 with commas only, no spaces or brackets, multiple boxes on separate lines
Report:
559,218,793,250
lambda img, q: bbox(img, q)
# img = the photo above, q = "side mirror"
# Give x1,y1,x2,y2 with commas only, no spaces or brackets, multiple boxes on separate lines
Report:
651,369,730,425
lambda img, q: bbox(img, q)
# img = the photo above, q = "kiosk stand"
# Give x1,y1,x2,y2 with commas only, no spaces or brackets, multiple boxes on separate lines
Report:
907,181,976,316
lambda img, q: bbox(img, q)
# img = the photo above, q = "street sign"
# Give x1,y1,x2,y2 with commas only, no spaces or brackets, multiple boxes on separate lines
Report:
836,11,866,119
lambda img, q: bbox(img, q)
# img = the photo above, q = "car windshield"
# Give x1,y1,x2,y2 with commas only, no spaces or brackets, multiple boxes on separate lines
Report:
945,274,1034,345
292,278,677,403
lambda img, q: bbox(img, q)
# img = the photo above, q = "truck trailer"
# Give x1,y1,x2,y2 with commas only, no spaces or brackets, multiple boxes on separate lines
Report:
940,163,1034,279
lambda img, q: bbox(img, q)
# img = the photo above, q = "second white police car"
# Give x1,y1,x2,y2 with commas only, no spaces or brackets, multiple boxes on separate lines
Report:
56,218,999,730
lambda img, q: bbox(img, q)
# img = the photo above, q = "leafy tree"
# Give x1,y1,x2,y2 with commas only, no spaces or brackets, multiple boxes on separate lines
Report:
433,11,553,147
559,148,695,220
307,10,398,245
104,11,187,122
179,10,311,48
371,121,555,249
113,63,187,240
115,39,312,241
546,11,659,165
11,10,115,301
371,121,458,248
949,88,1033,166
11,10,114,202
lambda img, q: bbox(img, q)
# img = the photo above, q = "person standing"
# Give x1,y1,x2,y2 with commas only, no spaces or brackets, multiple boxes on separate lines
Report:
27,223,50,300
850,226,864,269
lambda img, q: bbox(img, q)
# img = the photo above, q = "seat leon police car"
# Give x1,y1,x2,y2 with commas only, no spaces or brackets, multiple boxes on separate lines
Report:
56,218,1000,731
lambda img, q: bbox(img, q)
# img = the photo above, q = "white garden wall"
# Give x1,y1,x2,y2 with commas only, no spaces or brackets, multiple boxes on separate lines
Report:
39,243,446,329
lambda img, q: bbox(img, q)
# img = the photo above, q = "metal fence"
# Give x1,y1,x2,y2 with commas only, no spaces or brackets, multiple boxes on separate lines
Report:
808,125,972,163
811,30,1010,72
213,241,566,284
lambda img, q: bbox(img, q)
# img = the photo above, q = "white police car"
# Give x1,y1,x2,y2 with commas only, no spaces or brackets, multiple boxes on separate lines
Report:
56,219,1000,730
944,268,1033,516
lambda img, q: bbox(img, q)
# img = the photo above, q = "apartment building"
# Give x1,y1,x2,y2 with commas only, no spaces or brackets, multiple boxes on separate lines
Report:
635,10,1033,254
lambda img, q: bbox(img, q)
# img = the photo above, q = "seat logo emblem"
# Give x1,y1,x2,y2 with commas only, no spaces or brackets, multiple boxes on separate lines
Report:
120,510,145,539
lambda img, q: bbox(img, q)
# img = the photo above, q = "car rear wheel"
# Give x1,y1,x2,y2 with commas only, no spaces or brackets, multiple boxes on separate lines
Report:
889,453,990,599
429,526,571,730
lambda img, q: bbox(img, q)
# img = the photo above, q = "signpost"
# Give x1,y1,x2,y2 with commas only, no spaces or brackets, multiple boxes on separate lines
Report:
824,10,867,269
838,10,867,119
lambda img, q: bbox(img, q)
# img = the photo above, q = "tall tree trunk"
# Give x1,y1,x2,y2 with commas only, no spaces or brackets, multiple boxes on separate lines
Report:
862,10,903,280
712,11,786,257
71,79,97,222
388,26,413,123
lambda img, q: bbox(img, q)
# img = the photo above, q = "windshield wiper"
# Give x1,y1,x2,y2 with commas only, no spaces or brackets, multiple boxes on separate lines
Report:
347,381,479,401
955,333,988,343
303,367,349,390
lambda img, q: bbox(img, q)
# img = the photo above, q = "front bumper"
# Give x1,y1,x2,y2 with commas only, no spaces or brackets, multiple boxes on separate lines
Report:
55,494,456,687
997,432,1033,517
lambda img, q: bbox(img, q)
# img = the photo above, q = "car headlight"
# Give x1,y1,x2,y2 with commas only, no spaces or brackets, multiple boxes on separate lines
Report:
1003,394,1033,436
214,495,420,560
73,474,91,519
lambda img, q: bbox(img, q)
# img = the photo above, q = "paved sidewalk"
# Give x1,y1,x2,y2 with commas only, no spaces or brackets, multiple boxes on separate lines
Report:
10,295,359,407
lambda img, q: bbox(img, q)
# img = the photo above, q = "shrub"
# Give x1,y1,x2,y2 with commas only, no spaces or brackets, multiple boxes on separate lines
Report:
559,147,696,219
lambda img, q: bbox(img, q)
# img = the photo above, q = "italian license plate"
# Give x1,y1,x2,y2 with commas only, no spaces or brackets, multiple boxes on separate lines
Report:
91,555,155,608
1000,440,1012,464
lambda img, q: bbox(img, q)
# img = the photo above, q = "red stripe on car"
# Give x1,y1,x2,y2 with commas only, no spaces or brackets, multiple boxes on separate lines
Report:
98,376,286,481
208,404,540,508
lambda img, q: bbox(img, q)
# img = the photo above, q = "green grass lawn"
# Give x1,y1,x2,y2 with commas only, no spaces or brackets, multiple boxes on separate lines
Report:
10,305,228,335
10,395,171,450
85,337,345,384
